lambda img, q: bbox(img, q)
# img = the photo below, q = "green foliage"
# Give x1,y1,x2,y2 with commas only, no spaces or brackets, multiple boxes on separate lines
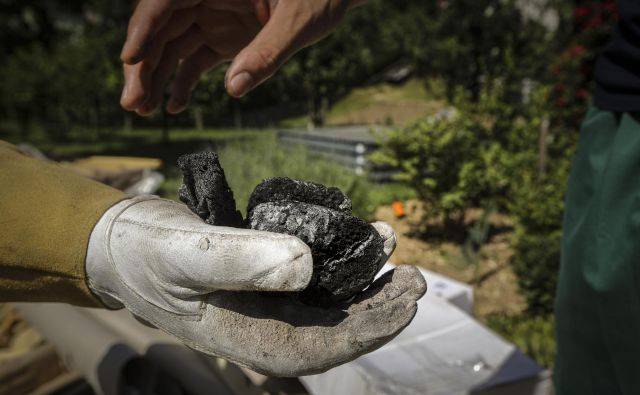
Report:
410,0,554,104
486,314,556,368
217,136,377,219
374,80,568,314
512,230,562,316
372,111,479,227
0,0,127,139
507,153,568,315
372,88,534,230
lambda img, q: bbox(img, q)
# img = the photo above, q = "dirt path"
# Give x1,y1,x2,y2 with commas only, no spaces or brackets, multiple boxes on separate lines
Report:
374,201,527,320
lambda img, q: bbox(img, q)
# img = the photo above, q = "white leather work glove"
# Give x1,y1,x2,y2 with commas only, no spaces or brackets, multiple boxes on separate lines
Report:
86,195,427,377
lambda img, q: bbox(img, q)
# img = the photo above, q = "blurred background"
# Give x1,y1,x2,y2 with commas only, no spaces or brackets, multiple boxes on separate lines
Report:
0,0,618,394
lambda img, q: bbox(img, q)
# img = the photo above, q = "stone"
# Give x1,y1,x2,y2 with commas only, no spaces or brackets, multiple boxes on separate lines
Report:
177,152,244,227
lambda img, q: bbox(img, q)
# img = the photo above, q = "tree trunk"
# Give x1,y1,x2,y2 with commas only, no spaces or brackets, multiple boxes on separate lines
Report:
161,110,170,144
123,113,132,132
538,116,549,180
194,106,204,130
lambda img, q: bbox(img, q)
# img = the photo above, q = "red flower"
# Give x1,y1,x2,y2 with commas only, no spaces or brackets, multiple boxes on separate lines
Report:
602,1,618,16
584,15,603,29
577,89,590,99
570,45,587,57
574,5,592,18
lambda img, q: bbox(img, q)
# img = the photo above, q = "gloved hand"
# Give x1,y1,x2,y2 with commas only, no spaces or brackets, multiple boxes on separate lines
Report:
86,195,426,376
120,0,366,115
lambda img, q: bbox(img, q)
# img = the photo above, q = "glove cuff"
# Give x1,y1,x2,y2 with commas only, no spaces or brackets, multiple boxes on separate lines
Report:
86,195,159,309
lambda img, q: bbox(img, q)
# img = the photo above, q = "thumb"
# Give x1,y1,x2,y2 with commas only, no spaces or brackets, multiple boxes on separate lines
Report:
225,4,307,97
196,229,314,292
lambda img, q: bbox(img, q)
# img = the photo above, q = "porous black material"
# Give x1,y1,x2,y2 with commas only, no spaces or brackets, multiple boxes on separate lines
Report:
247,181,384,306
247,177,352,214
178,153,384,307
177,152,244,227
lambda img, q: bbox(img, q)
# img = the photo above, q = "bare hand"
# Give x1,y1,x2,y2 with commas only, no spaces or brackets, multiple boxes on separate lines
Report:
120,0,356,116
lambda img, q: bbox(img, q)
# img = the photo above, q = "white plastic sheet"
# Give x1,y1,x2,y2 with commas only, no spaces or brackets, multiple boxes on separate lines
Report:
300,264,543,395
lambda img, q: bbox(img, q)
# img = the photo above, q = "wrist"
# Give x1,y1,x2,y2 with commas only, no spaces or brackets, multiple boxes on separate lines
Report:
86,195,159,309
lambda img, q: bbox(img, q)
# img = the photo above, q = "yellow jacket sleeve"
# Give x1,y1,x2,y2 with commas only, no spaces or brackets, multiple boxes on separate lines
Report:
0,141,126,306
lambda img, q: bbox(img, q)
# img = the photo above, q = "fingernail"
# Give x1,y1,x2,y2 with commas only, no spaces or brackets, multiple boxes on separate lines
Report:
228,72,254,97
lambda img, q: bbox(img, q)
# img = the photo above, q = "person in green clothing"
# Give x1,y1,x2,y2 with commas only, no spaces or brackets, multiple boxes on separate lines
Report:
554,1,640,393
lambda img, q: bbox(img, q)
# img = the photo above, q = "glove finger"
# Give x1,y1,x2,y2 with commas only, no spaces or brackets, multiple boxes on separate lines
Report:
188,228,313,293
195,266,425,376
348,265,427,314
370,221,397,270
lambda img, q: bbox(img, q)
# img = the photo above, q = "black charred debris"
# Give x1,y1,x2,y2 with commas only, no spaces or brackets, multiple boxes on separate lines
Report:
178,152,384,306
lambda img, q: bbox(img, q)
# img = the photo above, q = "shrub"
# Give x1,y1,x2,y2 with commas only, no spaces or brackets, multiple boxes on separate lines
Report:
486,313,556,369
371,91,522,233
511,230,562,316
507,140,570,314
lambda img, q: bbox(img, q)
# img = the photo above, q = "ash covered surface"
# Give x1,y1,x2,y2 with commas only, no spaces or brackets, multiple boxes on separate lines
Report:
177,152,243,227
248,201,384,306
247,177,352,214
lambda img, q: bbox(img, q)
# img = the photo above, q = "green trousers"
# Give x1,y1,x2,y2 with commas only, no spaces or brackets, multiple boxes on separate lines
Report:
555,107,640,394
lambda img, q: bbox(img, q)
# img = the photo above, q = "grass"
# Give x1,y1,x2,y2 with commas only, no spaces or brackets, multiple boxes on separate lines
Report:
280,78,446,128
156,133,415,220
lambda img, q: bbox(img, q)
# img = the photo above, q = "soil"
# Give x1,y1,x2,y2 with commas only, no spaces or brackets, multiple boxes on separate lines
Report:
374,200,527,320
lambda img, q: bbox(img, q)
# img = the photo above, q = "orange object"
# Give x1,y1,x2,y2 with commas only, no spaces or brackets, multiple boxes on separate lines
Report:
392,200,406,218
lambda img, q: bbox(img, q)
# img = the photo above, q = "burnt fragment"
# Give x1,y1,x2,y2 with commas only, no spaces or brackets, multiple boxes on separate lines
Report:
247,181,384,306
177,152,243,227
247,177,352,214
178,153,385,307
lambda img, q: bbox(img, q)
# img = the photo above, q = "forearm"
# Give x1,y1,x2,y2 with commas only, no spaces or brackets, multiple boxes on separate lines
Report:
0,141,126,306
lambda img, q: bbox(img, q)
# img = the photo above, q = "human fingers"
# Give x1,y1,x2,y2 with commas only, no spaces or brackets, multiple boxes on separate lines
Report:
121,0,200,64
136,27,205,115
347,265,427,314
121,11,198,112
224,1,347,97
121,62,149,110
167,47,223,114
